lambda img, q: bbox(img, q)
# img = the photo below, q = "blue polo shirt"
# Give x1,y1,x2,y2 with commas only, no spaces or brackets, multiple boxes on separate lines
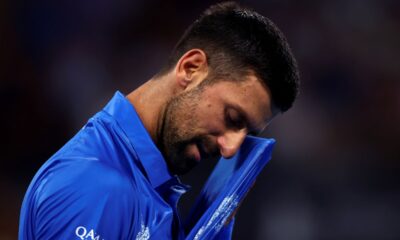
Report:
19,91,190,240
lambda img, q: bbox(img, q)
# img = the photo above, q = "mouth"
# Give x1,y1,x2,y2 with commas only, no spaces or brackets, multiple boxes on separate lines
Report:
184,138,218,163
196,142,208,161
186,143,201,162
186,142,209,163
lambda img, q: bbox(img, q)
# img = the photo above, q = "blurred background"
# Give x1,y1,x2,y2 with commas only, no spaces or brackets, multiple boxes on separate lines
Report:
1,0,399,239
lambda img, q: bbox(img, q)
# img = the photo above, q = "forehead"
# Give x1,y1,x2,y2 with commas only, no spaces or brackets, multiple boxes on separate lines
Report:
201,75,274,130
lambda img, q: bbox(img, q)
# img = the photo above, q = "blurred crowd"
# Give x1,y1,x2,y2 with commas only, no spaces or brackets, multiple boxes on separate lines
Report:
1,0,399,239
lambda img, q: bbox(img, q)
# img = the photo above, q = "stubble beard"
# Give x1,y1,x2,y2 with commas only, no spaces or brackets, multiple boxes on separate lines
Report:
160,88,202,175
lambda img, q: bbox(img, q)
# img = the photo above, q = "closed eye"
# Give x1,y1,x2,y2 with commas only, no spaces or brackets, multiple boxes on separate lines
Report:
225,107,246,130
224,106,263,136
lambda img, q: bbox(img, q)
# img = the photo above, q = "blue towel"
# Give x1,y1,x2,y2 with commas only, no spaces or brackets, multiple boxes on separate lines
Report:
185,136,275,239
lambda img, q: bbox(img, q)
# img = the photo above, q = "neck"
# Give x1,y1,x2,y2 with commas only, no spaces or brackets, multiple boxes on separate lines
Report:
126,73,175,147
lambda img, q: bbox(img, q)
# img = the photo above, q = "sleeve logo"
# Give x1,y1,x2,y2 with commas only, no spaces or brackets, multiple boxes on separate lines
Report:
75,226,104,240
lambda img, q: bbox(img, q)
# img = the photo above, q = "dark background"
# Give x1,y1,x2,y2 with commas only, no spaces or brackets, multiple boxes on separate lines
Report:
1,0,399,239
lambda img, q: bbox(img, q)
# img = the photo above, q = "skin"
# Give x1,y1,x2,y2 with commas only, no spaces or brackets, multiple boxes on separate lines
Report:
127,49,275,175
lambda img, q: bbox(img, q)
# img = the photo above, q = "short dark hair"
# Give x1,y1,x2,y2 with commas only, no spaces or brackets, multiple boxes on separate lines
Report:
160,1,300,112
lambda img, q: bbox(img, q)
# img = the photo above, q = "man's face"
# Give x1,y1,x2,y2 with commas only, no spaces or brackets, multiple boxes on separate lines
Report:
161,74,274,175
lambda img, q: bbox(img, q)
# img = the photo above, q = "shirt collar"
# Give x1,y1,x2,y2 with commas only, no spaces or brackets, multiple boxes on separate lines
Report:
102,91,175,189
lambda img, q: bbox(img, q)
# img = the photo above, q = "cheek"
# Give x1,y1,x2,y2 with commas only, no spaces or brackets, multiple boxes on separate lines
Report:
176,104,204,138
195,102,225,135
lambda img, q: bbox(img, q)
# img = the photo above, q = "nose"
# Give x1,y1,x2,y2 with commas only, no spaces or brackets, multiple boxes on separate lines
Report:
216,129,247,159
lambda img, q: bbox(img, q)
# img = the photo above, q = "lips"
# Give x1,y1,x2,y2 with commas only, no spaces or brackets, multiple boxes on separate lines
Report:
186,143,201,162
186,142,209,162
196,143,208,160
185,138,218,163
193,144,201,162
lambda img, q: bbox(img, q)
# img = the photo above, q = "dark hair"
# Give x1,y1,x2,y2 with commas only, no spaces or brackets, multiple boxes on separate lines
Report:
160,1,300,112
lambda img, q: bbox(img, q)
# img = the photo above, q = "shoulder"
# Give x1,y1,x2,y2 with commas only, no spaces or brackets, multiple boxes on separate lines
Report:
31,160,138,239
34,159,136,222
51,159,131,194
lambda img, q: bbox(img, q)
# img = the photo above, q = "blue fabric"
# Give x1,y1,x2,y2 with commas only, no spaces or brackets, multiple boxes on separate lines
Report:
184,136,275,239
19,91,189,240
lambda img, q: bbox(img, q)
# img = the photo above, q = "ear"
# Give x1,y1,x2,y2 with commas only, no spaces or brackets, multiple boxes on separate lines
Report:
174,49,209,90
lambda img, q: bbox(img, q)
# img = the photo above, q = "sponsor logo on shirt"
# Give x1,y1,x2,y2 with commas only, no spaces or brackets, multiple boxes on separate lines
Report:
136,220,150,240
75,226,104,240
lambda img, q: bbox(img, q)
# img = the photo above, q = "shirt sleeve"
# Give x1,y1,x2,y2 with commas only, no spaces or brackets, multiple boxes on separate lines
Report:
33,160,137,240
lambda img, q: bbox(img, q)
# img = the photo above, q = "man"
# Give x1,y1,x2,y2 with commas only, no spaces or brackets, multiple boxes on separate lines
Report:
19,2,299,239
